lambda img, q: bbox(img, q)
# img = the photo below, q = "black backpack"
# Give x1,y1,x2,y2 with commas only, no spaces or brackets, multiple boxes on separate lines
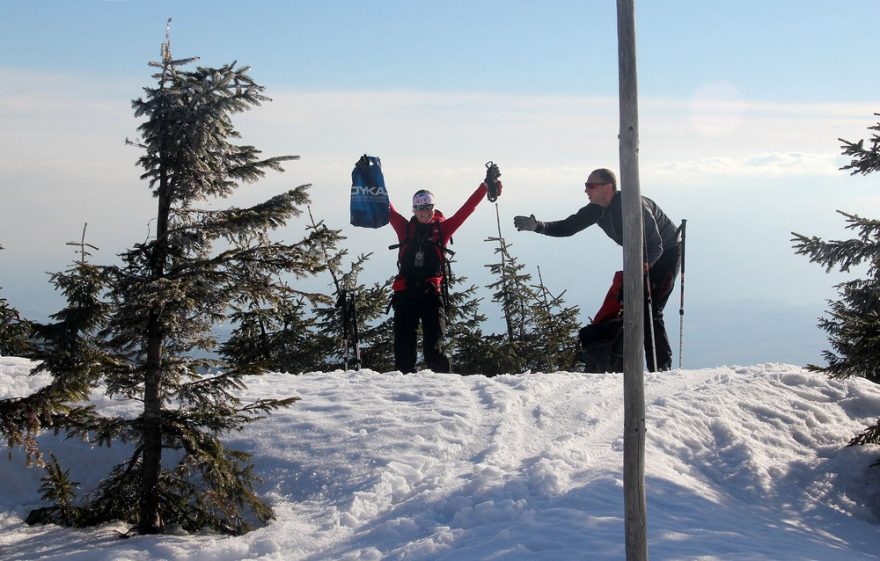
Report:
397,217,445,281
389,215,455,312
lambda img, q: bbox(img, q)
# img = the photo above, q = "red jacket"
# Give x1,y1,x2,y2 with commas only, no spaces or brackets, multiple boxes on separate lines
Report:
390,183,488,292
592,270,623,325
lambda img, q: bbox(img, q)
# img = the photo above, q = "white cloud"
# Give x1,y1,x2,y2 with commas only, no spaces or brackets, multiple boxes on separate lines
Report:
647,151,843,180
2,68,877,321
687,81,747,137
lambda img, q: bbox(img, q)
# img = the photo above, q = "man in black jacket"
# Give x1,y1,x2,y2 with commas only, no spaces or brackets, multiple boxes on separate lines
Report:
513,168,680,371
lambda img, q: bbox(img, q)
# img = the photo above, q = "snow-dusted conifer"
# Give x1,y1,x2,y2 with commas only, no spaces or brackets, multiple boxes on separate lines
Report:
527,267,582,372
792,113,880,449
78,27,334,535
445,264,491,375
1,231,107,469
478,211,581,375
311,252,395,372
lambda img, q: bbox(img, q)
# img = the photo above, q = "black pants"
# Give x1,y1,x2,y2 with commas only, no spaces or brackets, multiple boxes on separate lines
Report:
578,318,623,373
392,288,450,374
645,244,681,371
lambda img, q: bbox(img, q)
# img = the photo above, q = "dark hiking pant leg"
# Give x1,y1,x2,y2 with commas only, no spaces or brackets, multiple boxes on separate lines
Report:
579,320,623,373
644,245,681,372
421,292,450,373
393,292,420,373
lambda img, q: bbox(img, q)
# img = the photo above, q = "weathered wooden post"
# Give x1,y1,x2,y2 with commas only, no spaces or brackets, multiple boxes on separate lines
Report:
617,0,649,559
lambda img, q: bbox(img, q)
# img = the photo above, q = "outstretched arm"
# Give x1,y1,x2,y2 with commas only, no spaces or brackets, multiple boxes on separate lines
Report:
440,182,491,242
514,204,602,237
389,203,409,242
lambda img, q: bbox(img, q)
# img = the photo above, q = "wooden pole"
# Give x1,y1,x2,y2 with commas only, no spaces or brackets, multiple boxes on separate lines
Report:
617,1,649,560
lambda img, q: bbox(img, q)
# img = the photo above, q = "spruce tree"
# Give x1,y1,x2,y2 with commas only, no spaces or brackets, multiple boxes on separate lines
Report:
793,211,880,383
1,231,107,469
528,267,582,372
0,244,32,357
221,291,327,375
792,113,880,450
483,225,532,374
445,263,492,375
220,210,341,374
69,30,333,535
311,254,395,372
302,209,396,372
479,207,582,375
476,210,541,375
352,279,396,372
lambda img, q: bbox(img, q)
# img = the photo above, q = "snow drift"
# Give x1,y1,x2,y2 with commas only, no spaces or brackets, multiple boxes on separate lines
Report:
1,357,878,560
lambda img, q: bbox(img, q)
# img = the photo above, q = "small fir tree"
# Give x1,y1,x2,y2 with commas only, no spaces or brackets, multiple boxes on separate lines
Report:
311,255,395,372
219,207,343,375
482,226,532,374
445,264,492,375
792,211,880,383
527,267,582,372
304,210,396,372
480,206,582,374
1,230,108,468
25,453,83,527
221,291,327,375
64,28,335,535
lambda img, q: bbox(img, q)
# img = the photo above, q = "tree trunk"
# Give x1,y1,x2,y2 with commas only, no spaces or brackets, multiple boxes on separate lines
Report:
138,316,164,534
138,167,171,534
617,0,649,559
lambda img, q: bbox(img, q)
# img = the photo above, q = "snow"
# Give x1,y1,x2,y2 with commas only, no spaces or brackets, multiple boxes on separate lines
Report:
1,356,879,560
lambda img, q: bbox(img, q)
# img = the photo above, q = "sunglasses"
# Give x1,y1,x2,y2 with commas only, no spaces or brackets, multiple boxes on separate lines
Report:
413,204,434,211
585,182,610,189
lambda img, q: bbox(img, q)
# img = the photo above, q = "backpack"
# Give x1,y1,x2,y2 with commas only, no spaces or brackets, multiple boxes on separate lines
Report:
389,214,455,311
578,271,623,373
397,216,445,281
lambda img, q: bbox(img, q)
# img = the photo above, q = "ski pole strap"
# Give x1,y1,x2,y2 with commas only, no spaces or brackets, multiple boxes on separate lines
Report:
484,161,501,202
389,243,454,256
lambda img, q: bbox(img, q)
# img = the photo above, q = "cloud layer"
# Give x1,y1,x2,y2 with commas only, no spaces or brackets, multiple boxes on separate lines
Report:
1,69,875,353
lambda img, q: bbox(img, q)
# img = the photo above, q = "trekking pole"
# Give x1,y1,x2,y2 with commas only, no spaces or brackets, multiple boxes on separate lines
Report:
346,288,362,370
441,254,455,320
644,268,658,372
642,230,658,372
308,206,359,371
677,219,687,370
337,288,352,369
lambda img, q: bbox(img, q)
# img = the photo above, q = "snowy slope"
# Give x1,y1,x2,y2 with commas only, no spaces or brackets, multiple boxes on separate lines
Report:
1,357,878,561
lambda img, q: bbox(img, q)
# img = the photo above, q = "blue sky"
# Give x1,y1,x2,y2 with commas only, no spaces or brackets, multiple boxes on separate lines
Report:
2,0,879,368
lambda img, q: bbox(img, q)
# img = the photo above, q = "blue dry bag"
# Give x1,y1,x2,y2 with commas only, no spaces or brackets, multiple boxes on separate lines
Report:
350,155,390,228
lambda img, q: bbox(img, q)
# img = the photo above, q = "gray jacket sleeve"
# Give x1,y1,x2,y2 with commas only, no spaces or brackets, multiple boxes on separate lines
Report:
642,201,664,266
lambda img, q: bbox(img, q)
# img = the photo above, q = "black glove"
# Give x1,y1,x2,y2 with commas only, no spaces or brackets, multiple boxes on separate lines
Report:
514,214,538,232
